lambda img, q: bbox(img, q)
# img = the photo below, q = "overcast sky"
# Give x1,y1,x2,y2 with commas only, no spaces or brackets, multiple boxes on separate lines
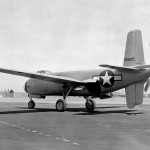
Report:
0,0,150,92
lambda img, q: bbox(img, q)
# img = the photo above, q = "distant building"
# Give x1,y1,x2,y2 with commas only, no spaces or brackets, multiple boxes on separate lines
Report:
2,89,15,98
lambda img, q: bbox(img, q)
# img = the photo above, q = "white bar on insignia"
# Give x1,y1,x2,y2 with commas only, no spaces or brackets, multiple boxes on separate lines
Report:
93,76,99,80
114,75,121,81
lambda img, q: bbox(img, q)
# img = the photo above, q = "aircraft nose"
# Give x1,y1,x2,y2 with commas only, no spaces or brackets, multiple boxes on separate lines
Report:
24,80,29,93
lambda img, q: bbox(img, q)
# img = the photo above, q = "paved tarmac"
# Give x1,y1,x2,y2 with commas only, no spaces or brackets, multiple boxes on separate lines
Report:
0,97,150,150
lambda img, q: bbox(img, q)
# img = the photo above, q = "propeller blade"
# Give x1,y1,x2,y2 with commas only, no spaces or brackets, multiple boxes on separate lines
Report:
145,79,150,92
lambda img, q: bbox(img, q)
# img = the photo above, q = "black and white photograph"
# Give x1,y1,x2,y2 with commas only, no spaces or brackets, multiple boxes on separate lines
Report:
0,0,150,150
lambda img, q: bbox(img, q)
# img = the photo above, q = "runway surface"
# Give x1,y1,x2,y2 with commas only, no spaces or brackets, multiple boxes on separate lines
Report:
0,97,150,150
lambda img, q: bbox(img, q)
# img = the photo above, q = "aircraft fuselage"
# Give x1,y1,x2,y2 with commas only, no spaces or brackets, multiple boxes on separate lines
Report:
24,68,149,98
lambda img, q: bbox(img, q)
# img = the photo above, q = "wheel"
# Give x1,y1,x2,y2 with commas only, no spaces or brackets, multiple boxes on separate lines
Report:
85,99,96,111
56,99,67,112
28,100,35,109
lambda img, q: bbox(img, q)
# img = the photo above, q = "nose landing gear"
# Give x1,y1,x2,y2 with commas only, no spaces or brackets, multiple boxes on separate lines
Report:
28,99,35,109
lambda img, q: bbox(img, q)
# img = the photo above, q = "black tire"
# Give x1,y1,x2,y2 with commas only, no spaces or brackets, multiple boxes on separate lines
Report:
28,100,35,109
85,99,96,111
56,99,67,112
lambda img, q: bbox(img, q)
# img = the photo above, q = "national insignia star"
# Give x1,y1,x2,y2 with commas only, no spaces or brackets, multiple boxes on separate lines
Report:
100,71,113,85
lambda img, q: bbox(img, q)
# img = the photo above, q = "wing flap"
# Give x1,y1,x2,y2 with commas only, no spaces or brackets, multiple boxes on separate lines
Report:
0,67,83,84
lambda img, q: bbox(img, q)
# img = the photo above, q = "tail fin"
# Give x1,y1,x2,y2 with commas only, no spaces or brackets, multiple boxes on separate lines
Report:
125,82,144,108
123,30,145,67
124,30,145,108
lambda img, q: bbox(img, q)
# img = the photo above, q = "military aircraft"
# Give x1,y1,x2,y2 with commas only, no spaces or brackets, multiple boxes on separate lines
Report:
0,29,149,112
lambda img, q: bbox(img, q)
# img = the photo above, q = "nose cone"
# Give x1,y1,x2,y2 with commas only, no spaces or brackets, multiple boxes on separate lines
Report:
24,80,29,93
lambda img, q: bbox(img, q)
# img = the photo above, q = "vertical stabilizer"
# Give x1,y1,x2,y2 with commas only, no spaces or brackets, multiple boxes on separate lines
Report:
125,82,144,108
123,30,145,66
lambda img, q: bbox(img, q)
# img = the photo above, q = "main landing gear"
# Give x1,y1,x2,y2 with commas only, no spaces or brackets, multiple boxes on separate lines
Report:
55,95,96,112
55,84,73,112
84,97,96,112
28,99,35,109
56,99,67,112
27,86,96,112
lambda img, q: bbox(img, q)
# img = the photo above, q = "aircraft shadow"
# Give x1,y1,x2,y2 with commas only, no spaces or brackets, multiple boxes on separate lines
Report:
65,106,124,112
74,109,143,115
95,105,124,109
0,107,89,114
0,107,56,115
0,106,143,115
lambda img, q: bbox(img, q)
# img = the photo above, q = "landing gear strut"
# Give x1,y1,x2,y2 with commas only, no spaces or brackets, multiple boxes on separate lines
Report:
28,99,35,109
85,97,96,111
55,84,73,112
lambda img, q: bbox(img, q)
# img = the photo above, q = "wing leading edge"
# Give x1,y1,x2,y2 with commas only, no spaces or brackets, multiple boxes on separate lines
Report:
0,67,83,85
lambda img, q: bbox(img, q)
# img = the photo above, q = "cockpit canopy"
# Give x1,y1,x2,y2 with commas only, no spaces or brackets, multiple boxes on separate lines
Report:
36,70,54,75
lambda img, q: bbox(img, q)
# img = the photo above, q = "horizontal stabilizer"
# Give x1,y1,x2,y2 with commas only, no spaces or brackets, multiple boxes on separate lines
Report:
99,64,150,71
132,64,150,69
99,64,138,71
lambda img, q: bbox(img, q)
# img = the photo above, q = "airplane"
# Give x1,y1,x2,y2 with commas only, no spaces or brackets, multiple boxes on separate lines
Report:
0,29,149,112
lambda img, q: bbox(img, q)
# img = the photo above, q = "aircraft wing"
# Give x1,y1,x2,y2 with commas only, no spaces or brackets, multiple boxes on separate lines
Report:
0,67,83,85
99,64,150,71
